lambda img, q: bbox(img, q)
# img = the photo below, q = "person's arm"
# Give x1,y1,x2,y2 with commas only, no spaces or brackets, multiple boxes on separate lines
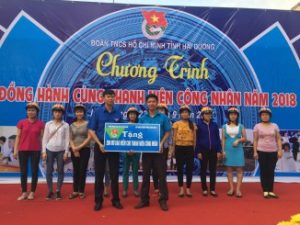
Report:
89,129,105,153
160,131,170,153
77,132,92,151
276,127,283,159
13,128,21,159
160,116,171,153
215,124,222,159
221,127,226,158
42,123,50,160
64,124,70,157
253,126,258,160
169,128,177,157
69,126,76,151
193,125,197,150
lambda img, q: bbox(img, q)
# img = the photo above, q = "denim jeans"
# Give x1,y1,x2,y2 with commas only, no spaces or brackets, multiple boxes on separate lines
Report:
46,149,65,193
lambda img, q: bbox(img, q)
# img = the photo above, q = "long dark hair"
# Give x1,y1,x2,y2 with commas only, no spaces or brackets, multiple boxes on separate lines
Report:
188,119,194,131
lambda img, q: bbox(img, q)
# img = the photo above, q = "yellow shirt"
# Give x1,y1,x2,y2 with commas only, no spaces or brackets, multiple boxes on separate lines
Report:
173,120,197,146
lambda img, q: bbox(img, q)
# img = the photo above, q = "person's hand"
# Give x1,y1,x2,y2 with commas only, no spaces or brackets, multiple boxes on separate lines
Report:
232,140,240,147
168,149,174,159
74,151,80,158
222,151,226,159
253,151,258,160
128,151,134,156
63,152,68,161
159,143,164,154
99,143,105,153
13,151,18,160
197,153,202,160
217,152,222,160
42,152,47,161
278,150,283,159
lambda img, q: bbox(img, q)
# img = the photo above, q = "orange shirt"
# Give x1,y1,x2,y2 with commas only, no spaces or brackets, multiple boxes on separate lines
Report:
173,120,197,146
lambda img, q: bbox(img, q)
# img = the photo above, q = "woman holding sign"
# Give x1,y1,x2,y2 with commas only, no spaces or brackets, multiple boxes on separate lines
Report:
69,104,91,200
253,107,282,199
171,105,197,198
122,107,140,198
222,107,246,198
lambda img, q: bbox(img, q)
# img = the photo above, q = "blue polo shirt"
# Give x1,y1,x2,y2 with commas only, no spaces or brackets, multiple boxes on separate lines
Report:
139,111,171,139
88,104,123,142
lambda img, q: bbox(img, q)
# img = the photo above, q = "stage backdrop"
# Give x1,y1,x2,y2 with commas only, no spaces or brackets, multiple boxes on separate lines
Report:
0,0,300,178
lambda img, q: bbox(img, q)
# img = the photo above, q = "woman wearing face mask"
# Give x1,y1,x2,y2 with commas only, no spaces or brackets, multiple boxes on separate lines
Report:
42,104,70,200
69,104,91,200
14,102,45,200
122,107,140,198
222,107,247,198
171,105,196,197
253,107,282,199
196,106,222,197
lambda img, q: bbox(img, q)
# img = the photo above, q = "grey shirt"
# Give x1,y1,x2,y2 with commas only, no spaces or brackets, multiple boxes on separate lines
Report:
70,121,89,147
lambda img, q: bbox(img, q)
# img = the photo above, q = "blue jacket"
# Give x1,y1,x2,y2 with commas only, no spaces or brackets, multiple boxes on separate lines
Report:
196,119,222,153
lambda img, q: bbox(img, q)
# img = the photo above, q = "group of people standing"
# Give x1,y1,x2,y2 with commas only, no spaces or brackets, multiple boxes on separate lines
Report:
13,89,283,211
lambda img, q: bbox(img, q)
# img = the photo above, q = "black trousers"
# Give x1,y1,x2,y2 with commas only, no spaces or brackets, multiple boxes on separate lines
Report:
94,144,120,204
175,146,194,188
18,151,41,193
141,152,168,203
200,151,217,191
71,147,90,193
258,151,278,192
152,147,168,190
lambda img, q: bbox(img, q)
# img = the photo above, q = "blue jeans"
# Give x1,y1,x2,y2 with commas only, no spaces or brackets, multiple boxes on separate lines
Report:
46,150,65,193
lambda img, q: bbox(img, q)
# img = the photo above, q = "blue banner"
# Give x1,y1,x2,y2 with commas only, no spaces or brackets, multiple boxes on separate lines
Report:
104,123,160,152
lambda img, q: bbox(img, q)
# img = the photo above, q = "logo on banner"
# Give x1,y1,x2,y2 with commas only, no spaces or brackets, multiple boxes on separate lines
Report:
142,11,168,40
106,127,124,139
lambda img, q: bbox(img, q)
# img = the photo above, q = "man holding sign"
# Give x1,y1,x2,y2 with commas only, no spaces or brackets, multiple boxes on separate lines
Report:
135,94,171,211
88,89,123,211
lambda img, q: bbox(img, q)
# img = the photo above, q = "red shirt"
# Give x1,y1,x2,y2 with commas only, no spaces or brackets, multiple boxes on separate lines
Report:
17,119,45,151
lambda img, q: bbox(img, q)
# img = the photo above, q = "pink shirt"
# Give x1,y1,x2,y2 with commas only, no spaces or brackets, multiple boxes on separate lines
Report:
17,119,45,151
253,123,279,152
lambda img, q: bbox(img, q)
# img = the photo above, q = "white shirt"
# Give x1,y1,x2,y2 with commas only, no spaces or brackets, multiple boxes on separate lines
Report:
42,120,70,153
226,124,239,138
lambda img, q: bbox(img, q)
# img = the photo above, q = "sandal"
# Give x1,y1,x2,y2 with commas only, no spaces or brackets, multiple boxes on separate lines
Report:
178,193,184,198
202,190,208,196
227,190,234,196
17,193,28,201
268,192,279,199
235,192,243,198
263,192,270,199
210,191,218,197
69,192,79,199
79,193,86,199
27,192,35,200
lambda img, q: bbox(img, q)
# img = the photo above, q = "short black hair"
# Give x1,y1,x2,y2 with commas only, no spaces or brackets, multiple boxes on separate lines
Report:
8,135,16,140
102,89,115,97
146,94,158,102
0,136,6,143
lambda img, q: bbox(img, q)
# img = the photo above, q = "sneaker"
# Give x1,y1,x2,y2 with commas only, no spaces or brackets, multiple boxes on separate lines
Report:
134,201,150,209
112,201,124,209
46,192,54,200
159,201,169,211
56,191,62,200
134,190,140,197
